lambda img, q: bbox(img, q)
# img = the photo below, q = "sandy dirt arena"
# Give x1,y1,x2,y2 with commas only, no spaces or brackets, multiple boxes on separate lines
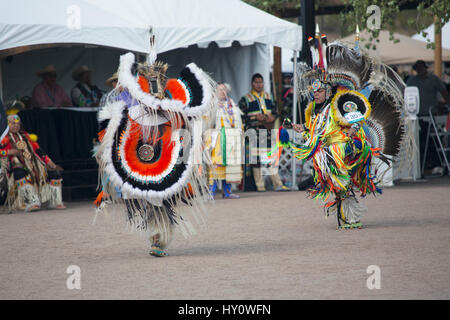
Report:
0,177,449,300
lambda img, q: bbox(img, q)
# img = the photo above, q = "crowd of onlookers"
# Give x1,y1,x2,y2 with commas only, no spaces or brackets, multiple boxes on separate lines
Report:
31,64,106,108
5,64,119,112
4,58,450,192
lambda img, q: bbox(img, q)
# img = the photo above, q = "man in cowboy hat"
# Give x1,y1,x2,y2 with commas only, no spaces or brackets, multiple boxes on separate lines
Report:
31,65,72,108
99,72,120,107
71,65,103,107
105,72,118,89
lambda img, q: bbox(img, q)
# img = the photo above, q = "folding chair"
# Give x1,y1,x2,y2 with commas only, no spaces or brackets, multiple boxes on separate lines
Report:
422,106,450,176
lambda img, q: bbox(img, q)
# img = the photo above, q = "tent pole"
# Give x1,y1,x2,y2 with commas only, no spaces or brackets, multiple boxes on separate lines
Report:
291,50,298,191
273,46,283,113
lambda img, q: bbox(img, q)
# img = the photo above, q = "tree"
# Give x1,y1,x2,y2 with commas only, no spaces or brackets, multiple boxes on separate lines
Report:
340,0,450,50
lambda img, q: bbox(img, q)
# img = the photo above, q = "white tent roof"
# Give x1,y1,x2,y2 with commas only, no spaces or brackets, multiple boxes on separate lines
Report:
412,22,450,50
340,30,450,64
0,0,148,54
0,0,302,54
0,0,302,104
85,0,302,52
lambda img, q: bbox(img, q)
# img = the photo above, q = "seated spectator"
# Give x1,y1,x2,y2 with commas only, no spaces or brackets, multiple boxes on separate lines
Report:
0,114,65,212
99,72,119,107
32,65,72,108
71,65,103,107
105,72,118,89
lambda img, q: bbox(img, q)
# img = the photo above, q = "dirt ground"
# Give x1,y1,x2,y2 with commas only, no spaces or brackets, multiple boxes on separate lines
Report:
0,176,449,300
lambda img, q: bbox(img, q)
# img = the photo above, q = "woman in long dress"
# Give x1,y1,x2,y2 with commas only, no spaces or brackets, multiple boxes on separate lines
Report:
207,83,243,199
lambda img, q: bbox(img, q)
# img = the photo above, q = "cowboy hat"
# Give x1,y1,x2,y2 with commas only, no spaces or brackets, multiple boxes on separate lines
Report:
105,72,118,87
36,65,57,77
72,65,92,81
412,60,428,71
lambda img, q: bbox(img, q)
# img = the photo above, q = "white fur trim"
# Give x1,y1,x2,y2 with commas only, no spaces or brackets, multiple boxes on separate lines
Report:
183,63,214,118
118,53,185,114
117,53,213,118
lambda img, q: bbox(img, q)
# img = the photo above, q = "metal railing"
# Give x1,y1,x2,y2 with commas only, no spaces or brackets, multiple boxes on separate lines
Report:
421,106,450,176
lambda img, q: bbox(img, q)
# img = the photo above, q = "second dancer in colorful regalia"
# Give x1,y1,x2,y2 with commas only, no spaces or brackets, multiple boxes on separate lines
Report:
281,26,407,229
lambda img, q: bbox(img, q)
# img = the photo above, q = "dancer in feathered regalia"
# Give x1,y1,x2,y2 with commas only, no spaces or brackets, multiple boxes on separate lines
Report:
284,25,406,229
94,34,216,256
0,114,65,212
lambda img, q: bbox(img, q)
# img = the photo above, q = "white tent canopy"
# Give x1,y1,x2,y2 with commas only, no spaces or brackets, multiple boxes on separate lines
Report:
412,22,450,50
0,0,148,54
85,0,303,53
0,0,302,103
0,0,302,54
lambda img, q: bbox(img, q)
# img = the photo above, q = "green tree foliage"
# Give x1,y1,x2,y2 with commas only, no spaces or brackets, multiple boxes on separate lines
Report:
245,1,449,50
341,0,450,50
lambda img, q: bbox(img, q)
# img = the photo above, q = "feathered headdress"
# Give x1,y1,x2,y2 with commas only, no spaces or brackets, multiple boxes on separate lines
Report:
299,24,372,99
301,25,332,98
297,25,407,157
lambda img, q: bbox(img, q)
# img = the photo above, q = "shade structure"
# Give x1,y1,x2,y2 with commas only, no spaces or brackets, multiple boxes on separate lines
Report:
0,0,303,102
339,30,450,64
412,22,450,50
0,0,302,55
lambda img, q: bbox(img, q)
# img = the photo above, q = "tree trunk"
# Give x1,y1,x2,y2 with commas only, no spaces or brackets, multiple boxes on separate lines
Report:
434,16,442,78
